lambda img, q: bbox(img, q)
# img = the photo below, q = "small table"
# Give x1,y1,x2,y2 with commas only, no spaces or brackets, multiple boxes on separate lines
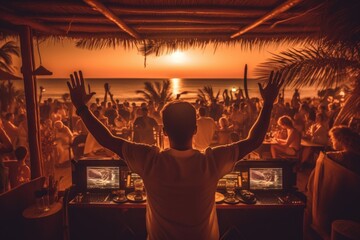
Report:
23,202,63,240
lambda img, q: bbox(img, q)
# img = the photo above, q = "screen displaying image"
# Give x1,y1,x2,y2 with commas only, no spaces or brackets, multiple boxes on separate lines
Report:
86,166,120,189
249,168,283,190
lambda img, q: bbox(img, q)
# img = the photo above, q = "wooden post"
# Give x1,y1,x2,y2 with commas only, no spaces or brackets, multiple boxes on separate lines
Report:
19,26,42,178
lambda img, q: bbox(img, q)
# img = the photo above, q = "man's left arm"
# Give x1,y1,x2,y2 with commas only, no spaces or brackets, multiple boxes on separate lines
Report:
67,71,127,158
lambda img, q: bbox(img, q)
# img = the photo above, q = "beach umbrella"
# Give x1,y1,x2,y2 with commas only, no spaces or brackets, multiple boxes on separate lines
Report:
0,68,22,80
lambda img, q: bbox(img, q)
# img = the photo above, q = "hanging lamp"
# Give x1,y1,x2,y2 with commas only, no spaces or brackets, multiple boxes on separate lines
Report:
33,38,53,76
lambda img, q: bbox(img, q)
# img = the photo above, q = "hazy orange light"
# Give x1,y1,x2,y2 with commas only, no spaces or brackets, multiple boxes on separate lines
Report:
170,51,186,64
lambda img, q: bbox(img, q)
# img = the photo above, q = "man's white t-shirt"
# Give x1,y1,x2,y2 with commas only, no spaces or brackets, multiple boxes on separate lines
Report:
122,142,240,240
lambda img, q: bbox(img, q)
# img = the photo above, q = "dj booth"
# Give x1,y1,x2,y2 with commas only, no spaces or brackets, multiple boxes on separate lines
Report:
67,158,306,240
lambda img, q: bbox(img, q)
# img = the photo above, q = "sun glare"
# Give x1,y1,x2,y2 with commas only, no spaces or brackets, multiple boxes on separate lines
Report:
171,51,186,64
170,78,181,96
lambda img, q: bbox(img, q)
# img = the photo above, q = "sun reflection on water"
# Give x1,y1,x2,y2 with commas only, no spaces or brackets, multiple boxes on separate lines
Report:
170,78,181,96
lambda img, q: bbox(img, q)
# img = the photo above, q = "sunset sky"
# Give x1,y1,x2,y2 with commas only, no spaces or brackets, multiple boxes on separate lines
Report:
8,38,302,79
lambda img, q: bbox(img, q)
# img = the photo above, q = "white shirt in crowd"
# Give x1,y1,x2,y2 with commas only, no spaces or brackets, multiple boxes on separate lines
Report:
193,117,216,151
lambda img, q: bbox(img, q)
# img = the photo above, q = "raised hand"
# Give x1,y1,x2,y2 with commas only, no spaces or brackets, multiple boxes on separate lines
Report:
67,71,96,109
258,71,284,105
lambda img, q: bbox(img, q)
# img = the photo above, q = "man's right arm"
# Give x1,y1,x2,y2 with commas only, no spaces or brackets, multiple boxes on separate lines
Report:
233,71,283,159
234,102,273,159
213,71,283,162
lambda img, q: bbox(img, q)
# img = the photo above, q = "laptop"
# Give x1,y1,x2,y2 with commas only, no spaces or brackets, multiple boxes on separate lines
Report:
72,160,122,203
86,166,120,190
249,167,283,191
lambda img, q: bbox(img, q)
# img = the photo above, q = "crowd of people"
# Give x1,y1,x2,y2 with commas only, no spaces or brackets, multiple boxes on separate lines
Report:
1,79,359,194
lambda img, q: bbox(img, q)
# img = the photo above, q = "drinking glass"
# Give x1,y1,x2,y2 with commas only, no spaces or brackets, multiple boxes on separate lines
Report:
134,179,144,196
43,194,50,212
226,180,236,202
117,190,126,200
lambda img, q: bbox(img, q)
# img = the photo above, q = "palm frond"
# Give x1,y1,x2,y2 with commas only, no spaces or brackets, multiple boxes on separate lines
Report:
160,80,172,100
136,80,173,108
1,41,20,57
75,38,136,50
135,90,152,102
255,44,360,88
137,40,163,57
0,61,13,72
143,82,160,102
334,80,360,125
154,81,161,93
0,41,20,73
0,51,12,65
197,89,207,103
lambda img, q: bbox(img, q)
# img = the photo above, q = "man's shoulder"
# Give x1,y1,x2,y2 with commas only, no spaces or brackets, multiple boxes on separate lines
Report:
123,141,160,152
198,117,215,123
134,116,144,122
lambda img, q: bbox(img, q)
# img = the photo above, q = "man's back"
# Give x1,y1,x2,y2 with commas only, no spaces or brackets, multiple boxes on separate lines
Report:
67,70,283,240
122,142,239,240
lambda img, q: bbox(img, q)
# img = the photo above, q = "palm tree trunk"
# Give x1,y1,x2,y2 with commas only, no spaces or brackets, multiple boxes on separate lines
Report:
243,64,250,99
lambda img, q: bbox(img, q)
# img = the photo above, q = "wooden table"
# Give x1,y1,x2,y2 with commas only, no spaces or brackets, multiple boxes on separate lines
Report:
68,192,305,240
22,202,63,240
258,138,326,160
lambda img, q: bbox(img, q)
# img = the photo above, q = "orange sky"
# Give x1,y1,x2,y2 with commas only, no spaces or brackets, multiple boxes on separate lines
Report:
9,39,301,79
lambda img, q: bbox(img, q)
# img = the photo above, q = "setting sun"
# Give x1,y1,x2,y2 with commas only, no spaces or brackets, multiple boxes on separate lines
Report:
170,50,186,64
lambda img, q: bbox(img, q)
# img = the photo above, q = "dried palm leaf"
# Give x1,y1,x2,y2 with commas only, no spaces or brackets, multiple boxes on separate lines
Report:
255,44,360,89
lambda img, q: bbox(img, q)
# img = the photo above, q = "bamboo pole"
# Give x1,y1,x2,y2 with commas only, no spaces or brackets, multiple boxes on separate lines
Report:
83,0,140,39
0,10,62,34
66,31,316,40
231,0,303,38
19,26,43,179
16,2,304,17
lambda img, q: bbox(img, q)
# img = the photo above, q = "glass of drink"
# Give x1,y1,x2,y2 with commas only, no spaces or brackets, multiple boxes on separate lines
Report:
134,179,144,197
226,180,236,202
117,189,126,200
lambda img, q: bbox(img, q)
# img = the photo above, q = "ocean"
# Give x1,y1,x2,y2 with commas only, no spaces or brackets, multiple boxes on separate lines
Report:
14,78,317,103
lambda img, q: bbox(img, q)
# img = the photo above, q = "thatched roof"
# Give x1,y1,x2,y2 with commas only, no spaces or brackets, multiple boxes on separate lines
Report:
0,0,329,53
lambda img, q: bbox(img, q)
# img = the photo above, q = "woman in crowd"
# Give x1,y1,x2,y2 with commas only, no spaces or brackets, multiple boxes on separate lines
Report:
304,125,360,238
306,113,329,145
327,126,360,174
271,115,301,158
217,117,233,145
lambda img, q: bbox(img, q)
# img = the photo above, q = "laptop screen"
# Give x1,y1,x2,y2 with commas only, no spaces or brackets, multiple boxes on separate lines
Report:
86,166,120,190
249,168,283,190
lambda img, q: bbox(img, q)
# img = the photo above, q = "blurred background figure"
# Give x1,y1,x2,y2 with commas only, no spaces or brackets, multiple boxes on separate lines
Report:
54,120,73,166
133,106,158,145
271,115,301,158
217,117,233,145
327,126,360,174
14,146,30,186
193,107,216,151
0,122,13,193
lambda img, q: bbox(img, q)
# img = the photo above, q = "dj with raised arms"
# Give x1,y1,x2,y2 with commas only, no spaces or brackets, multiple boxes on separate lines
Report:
67,70,284,240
